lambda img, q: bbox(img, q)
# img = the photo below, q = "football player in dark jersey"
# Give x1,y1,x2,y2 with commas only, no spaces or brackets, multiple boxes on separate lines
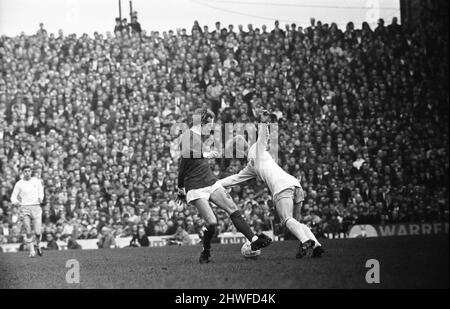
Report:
177,108,272,263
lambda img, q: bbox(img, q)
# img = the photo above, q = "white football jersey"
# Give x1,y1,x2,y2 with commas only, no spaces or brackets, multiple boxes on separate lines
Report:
220,124,300,196
11,177,44,206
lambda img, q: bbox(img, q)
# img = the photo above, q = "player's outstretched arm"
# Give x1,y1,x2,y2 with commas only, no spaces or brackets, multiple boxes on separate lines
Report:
219,164,257,188
256,111,270,157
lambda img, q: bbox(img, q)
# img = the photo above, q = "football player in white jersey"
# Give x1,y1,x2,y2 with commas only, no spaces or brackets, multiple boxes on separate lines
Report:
11,165,44,257
219,111,324,258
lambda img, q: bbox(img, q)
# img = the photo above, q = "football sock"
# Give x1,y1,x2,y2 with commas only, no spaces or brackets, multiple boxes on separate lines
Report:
285,218,309,243
230,211,255,241
25,236,34,252
35,234,41,246
202,224,216,251
300,223,322,247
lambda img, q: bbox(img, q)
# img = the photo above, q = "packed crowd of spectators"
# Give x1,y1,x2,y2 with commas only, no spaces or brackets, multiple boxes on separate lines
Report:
0,6,448,246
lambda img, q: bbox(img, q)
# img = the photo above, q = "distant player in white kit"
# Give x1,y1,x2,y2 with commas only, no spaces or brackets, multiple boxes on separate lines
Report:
220,111,324,258
10,165,44,257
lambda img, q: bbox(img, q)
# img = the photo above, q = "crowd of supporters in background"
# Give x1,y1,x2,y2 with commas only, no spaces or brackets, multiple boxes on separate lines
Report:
0,2,448,246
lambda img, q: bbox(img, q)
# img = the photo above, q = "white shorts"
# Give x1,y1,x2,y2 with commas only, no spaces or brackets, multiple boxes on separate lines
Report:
273,186,305,206
186,181,223,204
19,205,42,235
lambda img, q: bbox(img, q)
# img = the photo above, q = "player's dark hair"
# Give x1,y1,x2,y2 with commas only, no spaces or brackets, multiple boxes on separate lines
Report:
21,164,32,171
191,107,215,126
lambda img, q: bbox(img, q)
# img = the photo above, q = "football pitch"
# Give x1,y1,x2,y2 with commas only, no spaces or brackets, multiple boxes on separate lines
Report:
0,235,448,289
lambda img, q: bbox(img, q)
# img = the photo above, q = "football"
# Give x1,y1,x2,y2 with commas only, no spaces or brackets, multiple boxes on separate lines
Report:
241,241,261,259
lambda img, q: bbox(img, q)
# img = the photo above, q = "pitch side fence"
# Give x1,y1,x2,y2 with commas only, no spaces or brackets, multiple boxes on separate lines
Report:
1,223,448,253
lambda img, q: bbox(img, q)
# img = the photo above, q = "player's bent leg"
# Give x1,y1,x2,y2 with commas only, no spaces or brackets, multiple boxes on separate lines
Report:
210,186,251,239
275,194,314,258
209,186,238,215
276,198,309,243
210,186,272,251
192,197,217,225
192,198,216,263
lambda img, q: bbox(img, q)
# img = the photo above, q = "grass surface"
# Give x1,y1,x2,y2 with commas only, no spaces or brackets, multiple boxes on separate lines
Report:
0,235,448,289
